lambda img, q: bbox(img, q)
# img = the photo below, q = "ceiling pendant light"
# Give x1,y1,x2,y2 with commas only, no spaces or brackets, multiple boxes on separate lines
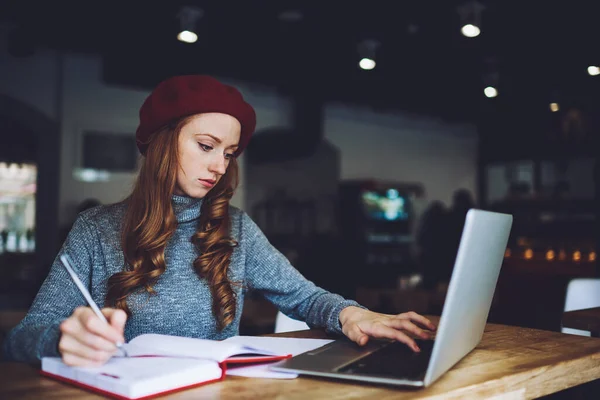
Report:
357,39,380,71
177,6,204,44
458,1,485,38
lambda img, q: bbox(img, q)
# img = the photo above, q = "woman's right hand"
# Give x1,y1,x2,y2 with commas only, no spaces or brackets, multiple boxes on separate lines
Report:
58,306,127,367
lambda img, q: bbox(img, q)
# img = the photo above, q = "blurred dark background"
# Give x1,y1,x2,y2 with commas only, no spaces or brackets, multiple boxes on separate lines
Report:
0,1,597,337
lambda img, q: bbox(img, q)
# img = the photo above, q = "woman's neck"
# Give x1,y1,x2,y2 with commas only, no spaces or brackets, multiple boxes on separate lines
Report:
171,194,203,223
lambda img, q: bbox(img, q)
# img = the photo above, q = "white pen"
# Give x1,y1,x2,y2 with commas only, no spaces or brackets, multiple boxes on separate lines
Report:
59,254,128,357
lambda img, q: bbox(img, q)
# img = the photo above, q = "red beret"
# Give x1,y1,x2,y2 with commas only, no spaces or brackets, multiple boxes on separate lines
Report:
135,75,256,156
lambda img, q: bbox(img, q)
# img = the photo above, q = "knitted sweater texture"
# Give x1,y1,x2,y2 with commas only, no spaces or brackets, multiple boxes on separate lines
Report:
4,195,360,362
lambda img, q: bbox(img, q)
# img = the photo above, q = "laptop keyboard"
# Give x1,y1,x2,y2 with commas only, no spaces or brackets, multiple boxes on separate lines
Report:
337,339,434,380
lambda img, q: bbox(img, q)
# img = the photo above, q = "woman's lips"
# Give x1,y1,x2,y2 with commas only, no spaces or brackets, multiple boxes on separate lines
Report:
199,179,215,188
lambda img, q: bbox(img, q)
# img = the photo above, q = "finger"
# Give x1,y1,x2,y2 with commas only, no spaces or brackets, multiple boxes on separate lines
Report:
387,319,432,340
60,316,118,352
343,324,369,346
357,333,369,346
363,323,420,352
59,334,115,364
398,312,437,331
102,308,127,338
62,352,105,367
78,308,125,344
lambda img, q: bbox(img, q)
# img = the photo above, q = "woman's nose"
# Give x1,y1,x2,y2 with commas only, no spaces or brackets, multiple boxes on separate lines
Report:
209,155,227,174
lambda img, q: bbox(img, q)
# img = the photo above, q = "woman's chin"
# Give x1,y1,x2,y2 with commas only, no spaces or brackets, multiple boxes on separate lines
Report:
188,190,208,199
175,186,208,199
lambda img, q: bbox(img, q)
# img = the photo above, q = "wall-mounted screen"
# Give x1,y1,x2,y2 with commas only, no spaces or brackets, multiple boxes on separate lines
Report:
361,188,409,221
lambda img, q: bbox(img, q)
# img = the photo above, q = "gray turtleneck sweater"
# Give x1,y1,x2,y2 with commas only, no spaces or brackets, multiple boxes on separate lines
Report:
3,195,362,363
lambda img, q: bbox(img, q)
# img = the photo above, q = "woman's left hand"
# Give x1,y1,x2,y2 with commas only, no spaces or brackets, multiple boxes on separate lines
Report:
339,306,436,352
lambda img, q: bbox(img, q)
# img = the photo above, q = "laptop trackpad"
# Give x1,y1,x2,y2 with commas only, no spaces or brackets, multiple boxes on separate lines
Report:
287,339,390,372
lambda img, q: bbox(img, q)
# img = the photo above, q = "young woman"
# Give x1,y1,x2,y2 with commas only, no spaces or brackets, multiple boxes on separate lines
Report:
4,75,435,366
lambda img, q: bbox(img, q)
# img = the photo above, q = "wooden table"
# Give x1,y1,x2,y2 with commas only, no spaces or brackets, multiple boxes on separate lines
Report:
2,317,600,399
562,307,600,337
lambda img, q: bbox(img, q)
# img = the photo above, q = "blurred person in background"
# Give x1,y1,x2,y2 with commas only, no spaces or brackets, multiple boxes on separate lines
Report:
447,189,476,260
416,200,452,290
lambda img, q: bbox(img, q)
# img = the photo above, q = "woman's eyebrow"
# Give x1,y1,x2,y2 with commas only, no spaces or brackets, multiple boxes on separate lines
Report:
197,133,221,143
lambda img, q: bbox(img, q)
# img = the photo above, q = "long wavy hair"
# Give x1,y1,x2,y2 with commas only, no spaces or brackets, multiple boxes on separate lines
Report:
105,116,239,330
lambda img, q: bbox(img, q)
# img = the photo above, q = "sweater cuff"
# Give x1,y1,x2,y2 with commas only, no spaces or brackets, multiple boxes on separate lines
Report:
326,300,369,335
38,322,62,360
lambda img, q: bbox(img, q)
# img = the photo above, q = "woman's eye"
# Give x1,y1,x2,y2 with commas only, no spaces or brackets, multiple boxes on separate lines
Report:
224,153,234,160
199,143,212,152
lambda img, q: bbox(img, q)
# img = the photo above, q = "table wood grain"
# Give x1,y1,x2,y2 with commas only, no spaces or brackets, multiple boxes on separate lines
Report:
562,307,600,336
2,317,600,399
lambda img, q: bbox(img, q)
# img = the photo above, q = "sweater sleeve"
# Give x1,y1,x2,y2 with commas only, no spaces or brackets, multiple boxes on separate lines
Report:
240,212,366,335
2,214,100,363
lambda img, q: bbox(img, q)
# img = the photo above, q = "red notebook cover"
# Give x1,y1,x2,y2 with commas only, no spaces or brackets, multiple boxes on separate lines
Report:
40,367,226,400
39,354,292,400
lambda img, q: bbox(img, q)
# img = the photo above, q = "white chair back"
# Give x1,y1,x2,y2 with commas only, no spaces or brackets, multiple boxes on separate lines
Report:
562,278,600,336
274,311,309,333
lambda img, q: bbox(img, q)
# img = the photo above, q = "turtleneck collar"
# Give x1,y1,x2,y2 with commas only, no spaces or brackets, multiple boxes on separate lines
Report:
172,194,203,223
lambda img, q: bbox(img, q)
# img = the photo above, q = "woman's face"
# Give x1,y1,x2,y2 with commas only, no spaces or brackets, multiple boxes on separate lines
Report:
175,113,241,198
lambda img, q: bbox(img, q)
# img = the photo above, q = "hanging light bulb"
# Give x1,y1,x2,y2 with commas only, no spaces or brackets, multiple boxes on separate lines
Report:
458,1,485,38
587,66,600,76
461,24,480,38
482,59,499,99
357,39,380,71
177,30,197,44
177,6,204,44
359,58,376,70
484,86,498,98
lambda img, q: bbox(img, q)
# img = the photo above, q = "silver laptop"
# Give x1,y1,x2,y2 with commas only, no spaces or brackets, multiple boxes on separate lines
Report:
272,209,512,387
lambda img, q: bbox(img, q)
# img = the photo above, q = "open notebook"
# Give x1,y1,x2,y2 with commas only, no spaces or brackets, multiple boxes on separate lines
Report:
41,334,332,400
